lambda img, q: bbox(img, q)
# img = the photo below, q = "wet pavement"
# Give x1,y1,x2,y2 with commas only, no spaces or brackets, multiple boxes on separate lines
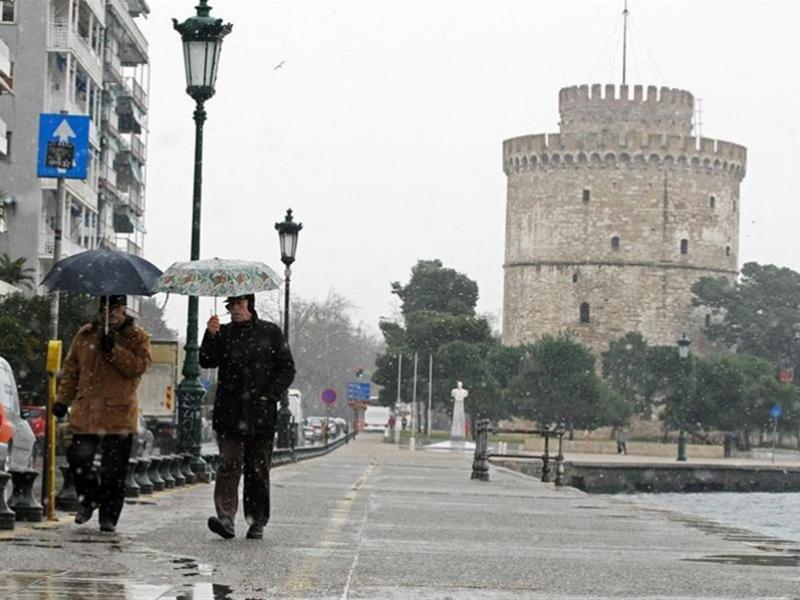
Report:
2,435,800,599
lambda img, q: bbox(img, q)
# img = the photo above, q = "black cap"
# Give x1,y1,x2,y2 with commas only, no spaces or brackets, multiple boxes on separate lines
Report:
99,295,127,310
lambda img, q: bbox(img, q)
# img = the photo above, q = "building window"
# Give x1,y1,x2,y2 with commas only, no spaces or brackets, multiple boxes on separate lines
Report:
0,1,14,22
582,189,590,203
611,236,620,251
725,246,731,256
705,314,711,327
680,239,688,254
709,196,716,209
579,302,590,324
572,273,578,283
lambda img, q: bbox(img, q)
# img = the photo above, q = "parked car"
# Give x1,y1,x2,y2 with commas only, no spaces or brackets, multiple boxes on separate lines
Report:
0,356,36,471
301,416,325,443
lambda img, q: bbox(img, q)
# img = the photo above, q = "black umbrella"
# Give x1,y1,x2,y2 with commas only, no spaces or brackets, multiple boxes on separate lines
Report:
41,247,162,296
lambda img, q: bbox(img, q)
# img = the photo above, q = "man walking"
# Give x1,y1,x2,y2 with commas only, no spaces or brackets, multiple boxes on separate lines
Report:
200,293,295,540
54,295,151,533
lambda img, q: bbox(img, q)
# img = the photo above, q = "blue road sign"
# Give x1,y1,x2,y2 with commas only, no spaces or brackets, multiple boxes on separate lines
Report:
347,381,370,401
771,405,783,419
37,113,90,179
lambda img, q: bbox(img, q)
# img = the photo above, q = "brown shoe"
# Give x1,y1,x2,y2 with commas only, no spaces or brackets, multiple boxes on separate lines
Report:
246,524,264,539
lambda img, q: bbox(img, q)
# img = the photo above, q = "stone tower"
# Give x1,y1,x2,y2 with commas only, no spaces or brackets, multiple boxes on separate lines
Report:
502,83,746,352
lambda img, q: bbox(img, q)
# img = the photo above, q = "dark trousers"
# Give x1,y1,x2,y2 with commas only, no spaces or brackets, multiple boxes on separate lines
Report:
215,432,274,527
67,433,133,525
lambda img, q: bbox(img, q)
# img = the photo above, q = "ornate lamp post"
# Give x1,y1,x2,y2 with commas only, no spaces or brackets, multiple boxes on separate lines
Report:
173,1,231,478
275,209,302,448
676,333,691,462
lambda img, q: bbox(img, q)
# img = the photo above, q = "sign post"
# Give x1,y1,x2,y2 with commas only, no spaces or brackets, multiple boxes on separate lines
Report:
770,404,783,464
37,113,89,516
321,389,337,444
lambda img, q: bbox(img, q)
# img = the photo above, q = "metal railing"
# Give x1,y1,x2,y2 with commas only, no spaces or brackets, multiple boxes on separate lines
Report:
471,419,565,485
124,77,148,113
273,431,357,466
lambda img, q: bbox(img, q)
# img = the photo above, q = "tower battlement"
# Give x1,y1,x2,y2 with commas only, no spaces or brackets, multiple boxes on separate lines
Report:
502,131,746,180
559,84,695,136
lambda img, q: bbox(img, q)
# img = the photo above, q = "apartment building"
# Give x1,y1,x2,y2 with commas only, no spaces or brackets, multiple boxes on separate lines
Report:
0,0,149,288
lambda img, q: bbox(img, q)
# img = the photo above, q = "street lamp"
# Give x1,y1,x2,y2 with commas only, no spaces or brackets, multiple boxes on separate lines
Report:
676,333,691,462
275,208,302,448
173,1,231,479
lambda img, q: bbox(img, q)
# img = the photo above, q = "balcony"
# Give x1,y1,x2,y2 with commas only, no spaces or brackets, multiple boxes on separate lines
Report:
103,47,123,85
116,97,143,134
99,163,118,194
121,77,148,113
47,22,104,87
0,38,11,94
113,205,135,234
102,111,121,141
125,238,142,257
130,135,146,164
108,0,148,66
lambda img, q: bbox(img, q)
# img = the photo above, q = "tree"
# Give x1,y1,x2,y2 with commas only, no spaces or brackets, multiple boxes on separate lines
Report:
602,332,654,416
509,334,612,436
138,298,178,340
692,262,800,365
391,259,479,318
0,254,35,290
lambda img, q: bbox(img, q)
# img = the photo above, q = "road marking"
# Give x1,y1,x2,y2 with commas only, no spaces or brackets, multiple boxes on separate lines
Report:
283,460,377,598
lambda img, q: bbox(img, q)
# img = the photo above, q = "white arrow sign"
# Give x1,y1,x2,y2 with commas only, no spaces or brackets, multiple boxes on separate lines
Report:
53,119,76,143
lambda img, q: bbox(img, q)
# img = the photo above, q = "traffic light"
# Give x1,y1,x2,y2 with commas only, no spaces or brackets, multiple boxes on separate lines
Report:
355,368,365,379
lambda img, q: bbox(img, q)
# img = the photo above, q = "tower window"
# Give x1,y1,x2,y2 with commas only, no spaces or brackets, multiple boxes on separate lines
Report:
725,246,731,256
0,1,15,22
611,236,620,251
582,189,590,203
572,273,578,283
709,196,716,209
705,314,711,327
680,239,689,254
579,302,590,324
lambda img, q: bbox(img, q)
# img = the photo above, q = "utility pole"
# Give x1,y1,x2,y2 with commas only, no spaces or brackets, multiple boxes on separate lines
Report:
412,353,418,434
427,354,433,435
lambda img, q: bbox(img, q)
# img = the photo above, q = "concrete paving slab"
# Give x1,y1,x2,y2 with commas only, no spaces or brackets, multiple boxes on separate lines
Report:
0,436,799,599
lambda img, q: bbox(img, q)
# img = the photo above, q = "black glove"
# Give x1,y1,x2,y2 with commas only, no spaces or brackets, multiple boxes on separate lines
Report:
52,402,68,419
100,333,115,354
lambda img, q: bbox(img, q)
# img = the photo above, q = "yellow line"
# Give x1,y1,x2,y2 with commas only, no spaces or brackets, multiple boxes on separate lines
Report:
283,461,377,598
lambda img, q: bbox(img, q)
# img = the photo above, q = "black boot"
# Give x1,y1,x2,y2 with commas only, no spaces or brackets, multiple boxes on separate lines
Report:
208,516,235,539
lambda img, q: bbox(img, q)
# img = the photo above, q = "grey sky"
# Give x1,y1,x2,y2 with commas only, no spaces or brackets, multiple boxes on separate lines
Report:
140,1,800,335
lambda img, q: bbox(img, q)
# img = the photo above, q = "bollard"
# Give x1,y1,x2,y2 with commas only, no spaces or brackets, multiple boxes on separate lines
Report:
470,419,490,481
148,457,165,491
202,454,216,481
554,433,565,487
180,454,196,484
0,471,16,529
55,464,80,511
124,458,140,497
134,458,153,494
8,469,44,522
170,455,186,486
541,434,551,482
159,455,175,489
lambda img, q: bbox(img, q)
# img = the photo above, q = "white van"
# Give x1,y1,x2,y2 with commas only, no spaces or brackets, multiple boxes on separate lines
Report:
363,405,390,432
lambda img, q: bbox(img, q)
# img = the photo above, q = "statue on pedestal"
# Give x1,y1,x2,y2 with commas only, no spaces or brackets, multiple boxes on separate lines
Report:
450,381,468,441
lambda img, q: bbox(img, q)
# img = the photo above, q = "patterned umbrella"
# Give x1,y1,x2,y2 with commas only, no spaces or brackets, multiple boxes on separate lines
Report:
154,258,282,297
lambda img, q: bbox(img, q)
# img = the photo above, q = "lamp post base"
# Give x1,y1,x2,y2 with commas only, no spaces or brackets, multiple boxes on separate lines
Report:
276,397,292,449
177,377,211,482
677,428,687,462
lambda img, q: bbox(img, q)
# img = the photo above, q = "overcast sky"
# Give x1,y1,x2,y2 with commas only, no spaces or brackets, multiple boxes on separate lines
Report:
139,1,800,336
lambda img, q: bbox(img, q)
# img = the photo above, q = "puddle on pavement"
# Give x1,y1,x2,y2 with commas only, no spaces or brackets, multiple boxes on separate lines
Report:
0,572,240,599
684,553,800,567
172,557,216,577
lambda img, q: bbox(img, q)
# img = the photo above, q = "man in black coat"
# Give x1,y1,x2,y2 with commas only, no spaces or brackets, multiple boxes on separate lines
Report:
200,293,295,540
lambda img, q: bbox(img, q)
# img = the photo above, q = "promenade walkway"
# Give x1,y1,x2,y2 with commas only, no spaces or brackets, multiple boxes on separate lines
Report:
1,435,799,599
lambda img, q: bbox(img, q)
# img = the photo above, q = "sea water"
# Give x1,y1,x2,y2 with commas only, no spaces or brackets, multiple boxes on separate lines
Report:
622,492,800,543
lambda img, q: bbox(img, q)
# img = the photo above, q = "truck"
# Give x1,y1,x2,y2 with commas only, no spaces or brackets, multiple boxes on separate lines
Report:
138,340,180,452
363,405,391,432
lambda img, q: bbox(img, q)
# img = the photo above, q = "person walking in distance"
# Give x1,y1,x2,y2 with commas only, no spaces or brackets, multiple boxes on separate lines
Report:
200,293,295,540
54,295,152,533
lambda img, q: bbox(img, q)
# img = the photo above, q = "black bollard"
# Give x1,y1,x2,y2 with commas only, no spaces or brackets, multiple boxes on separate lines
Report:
169,455,186,486
55,463,80,511
8,469,44,522
470,419,490,482
135,458,153,494
0,471,16,529
202,454,216,481
148,457,165,491
124,458,140,497
159,455,175,488
180,454,196,484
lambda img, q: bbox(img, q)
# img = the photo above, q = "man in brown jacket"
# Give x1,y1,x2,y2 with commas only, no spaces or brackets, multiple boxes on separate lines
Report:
54,295,151,532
